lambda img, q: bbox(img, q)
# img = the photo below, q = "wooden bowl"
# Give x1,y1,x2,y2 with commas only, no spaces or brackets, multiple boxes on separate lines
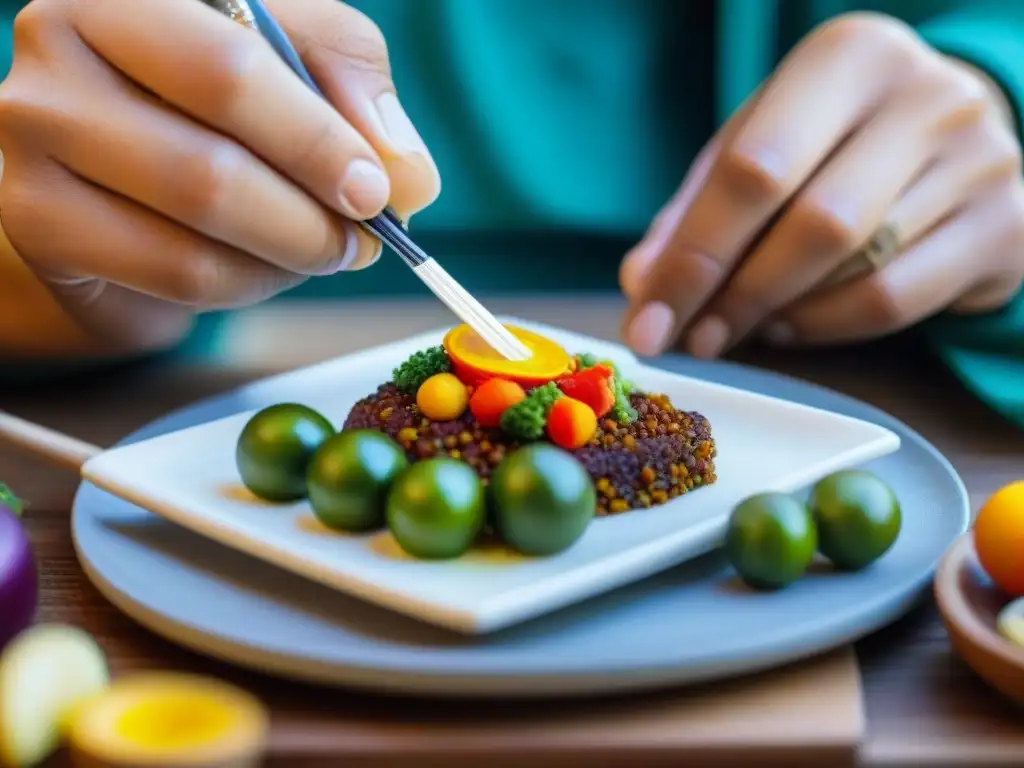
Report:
934,532,1024,705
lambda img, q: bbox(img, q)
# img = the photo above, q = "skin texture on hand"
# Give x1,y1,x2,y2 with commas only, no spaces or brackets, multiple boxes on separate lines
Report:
621,12,1024,359
0,0,440,355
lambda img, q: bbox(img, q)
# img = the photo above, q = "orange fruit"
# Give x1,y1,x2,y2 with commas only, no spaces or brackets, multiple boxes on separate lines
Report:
545,397,597,451
973,481,1024,596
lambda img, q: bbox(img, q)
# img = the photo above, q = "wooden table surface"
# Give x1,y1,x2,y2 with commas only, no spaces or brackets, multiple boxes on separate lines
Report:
3,297,1023,767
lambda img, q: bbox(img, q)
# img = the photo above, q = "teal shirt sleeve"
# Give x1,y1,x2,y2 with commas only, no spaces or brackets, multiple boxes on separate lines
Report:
913,3,1024,430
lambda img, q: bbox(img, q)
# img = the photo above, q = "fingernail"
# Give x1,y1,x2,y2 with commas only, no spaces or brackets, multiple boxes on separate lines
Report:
332,224,382,272
339,159,390,219
375,92,437,168
627,301,676,356
763,322,794,345
352,238,383,271
333,223,363,271
687,315,730,358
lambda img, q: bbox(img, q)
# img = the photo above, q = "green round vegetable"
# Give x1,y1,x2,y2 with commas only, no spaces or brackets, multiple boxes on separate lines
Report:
724,492,817,590
489,444,595,556
809,469,901,571
386,458,485,559
306,429,409,532
235,403,334,502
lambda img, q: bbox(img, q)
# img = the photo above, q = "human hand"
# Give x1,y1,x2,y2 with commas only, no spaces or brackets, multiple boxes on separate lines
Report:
620,12,1024,358
0,0,439,351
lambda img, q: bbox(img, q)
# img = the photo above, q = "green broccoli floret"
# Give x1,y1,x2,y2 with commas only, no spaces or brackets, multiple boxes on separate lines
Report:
392,345,451,393
610,376,638,424
574,351,638,422
499,382,563,441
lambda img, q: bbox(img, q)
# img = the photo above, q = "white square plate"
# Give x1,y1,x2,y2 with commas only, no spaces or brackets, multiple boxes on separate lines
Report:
81,318,900,634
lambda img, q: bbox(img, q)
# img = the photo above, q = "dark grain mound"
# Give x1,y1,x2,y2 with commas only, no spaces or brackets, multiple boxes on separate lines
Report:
343,383,717,516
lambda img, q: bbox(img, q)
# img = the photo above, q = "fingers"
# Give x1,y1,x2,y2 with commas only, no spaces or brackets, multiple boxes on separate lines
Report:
763,182,1024,345
686,70,990,356
0,158,306,315
74,0,391,222
278,0,441,219
34,76,377,276
622,15,916,356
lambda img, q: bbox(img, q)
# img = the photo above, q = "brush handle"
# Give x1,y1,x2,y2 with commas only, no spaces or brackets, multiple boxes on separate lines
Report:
210,0,417,259
0,411,101,473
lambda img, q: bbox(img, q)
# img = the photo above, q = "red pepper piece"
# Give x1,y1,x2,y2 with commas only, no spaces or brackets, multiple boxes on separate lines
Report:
556,364,615,418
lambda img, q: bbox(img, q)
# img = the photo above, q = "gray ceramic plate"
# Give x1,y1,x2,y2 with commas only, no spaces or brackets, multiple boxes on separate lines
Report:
71,355,969,698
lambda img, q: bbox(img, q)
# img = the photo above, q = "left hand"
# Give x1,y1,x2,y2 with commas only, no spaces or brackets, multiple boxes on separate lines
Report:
620,12,1024,358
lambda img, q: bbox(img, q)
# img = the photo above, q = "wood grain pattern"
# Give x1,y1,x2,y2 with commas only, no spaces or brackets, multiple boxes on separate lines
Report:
3,297,1022,767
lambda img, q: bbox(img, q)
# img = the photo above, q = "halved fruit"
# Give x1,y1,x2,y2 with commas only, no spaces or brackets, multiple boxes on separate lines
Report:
66,672,268,768
443,324,571,387
0,623,110,767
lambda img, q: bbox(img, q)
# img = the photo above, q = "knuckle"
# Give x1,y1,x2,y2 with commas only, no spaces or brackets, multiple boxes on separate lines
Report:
313,8,391,76
992,128,1024,179
171,250,224,307
931,69,990,132
817,12,918,61
791,198,860,254
176,143,245,229
339,15,390,75
717,144,786,202
11,1,60,56
200,36,265,115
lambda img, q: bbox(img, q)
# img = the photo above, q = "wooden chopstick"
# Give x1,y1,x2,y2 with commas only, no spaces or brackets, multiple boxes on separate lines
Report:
204,0,531,362
0,411,100,473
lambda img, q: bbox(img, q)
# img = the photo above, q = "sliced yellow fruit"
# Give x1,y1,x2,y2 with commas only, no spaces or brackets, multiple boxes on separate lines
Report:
66,672,268,767
997,597,1024,647
0,623,110,767
443,324,571,387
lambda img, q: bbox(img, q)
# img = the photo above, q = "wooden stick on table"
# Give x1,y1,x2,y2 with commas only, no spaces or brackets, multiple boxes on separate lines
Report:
0,410,100,473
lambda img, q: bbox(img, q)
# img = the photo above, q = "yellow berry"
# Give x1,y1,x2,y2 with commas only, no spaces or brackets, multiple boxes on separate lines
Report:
416,373,469,421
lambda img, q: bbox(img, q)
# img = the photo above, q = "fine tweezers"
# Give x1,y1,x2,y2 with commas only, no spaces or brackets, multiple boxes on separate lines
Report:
203,0,531,361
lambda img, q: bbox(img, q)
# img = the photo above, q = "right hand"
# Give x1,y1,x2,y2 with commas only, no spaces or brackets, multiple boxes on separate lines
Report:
0,0,440,351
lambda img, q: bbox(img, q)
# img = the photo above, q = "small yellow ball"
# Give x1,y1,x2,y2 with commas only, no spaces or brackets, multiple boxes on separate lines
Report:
416,373,469,421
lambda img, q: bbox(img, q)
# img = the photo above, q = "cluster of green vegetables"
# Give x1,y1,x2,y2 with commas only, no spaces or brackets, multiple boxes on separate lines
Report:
725,469,902,591
388,344,639,442
235,403,597,560
500,382,562,441
575,353,638,424
392,345,450,394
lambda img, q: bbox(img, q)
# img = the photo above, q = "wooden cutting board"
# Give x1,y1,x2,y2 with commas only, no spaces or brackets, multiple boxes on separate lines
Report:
262,649,863,768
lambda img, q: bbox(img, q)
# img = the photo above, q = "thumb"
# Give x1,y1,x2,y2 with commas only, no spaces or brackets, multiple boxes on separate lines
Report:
272,0,441,222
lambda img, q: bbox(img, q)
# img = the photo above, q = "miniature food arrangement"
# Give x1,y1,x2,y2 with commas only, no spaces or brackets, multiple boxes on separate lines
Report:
235,324,718,560
973,480,1024,598
725,469,902,590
